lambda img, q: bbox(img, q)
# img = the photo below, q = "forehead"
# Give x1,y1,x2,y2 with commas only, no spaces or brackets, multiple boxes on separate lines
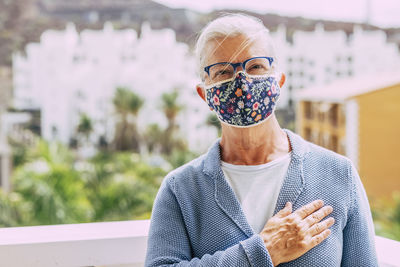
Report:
203,34,269,66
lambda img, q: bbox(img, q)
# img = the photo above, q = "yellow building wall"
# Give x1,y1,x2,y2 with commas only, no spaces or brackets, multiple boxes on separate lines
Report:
297,101,346,154
355,83,400,201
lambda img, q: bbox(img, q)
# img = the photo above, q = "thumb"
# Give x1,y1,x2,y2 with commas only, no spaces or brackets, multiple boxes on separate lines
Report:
276,202,292,218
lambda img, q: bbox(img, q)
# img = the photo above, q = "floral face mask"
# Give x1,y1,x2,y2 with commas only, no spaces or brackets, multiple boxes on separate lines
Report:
205,71,280,127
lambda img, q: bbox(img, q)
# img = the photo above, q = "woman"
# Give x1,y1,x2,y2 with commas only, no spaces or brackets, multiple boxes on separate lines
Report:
145,14,378,266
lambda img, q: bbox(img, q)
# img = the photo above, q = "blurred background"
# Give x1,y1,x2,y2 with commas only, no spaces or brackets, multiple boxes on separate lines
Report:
0,0,399,242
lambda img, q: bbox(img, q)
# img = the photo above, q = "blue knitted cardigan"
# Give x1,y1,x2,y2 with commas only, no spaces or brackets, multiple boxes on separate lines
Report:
145,129,378,266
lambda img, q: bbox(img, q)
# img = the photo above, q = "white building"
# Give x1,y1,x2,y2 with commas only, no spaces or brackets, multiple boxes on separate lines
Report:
12,22,214,153
270,24,400,108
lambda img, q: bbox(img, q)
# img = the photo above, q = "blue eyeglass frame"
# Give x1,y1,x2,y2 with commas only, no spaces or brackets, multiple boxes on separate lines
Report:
204,56,274,76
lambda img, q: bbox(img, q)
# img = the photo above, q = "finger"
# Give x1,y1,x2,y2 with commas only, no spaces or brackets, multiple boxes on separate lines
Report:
308,217,335,237
305,205,333,227
275,202,292,218
294,199,324,219
310,228,331,248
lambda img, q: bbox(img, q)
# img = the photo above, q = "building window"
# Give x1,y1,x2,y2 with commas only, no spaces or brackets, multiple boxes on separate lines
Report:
304,101,312,119
318,112,324,122
329,104,339,127
304,127,312,141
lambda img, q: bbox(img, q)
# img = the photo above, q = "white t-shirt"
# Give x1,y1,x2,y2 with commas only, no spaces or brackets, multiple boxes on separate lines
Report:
221,152,292,234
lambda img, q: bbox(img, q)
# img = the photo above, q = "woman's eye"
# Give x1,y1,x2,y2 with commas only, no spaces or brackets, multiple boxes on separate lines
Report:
248,64,263,70
214,70,231,77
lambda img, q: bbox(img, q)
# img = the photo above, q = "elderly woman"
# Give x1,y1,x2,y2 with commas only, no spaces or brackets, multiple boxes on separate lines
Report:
145,14,378,266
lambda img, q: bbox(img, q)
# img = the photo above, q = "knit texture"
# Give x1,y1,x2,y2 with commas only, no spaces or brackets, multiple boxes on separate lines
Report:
145,129,378,267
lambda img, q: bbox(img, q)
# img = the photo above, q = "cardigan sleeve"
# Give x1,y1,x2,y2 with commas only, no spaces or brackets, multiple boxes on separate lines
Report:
144,176,274,267
341,162,379,267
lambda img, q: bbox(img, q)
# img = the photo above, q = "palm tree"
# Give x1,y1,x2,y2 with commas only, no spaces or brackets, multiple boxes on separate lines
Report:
160,90,184,155
161,91,182,128
112,87,144,152
143,123,163,153
77,113,93,146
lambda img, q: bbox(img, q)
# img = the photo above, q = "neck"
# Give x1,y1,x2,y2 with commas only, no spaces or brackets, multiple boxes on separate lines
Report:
220,115,291,165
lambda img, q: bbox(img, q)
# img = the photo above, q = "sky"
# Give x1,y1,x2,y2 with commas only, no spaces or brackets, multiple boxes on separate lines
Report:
155,0,400,28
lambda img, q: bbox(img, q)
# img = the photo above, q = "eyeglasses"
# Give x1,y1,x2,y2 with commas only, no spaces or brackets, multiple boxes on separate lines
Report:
204,56,274,83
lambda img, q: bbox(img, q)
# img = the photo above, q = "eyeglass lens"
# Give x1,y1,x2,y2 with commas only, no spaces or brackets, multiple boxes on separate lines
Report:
208,58,272,83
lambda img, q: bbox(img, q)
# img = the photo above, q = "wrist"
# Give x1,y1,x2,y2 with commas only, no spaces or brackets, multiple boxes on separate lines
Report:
264,240,279,266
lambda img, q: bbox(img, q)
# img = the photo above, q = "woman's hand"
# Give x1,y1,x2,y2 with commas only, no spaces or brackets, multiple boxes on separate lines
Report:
260,200,335,266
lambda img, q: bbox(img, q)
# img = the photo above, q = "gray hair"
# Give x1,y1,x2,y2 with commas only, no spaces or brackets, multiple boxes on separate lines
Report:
195,13,277,80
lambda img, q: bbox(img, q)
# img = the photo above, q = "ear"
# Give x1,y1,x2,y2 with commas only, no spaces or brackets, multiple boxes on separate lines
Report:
279,72,286,88
196,84,213,111
196,84,206,102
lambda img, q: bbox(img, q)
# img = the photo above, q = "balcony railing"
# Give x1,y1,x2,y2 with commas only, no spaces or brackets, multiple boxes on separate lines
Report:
0,220,399,267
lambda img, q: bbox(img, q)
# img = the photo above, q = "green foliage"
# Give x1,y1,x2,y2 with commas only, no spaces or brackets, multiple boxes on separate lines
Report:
11,140,93,225
0,190,27,227
167,148,199,170
206,113,221,136
371,192,400,241
0,139,167,227
84,151,165,221
77,113,93,139
8,137,29,167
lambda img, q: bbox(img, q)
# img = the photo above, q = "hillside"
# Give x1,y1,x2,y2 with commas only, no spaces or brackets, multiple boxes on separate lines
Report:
1,0,399,68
